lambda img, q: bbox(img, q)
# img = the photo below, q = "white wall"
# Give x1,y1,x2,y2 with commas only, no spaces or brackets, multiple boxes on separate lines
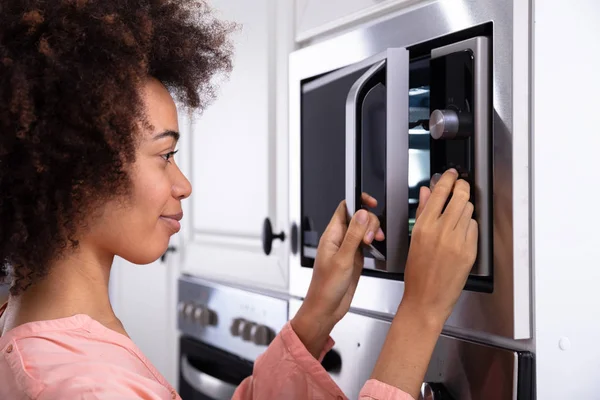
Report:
534,0,600,397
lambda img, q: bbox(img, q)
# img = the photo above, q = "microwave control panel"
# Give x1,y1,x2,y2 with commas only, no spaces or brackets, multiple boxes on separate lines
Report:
429,49,476,199
428,36,491,279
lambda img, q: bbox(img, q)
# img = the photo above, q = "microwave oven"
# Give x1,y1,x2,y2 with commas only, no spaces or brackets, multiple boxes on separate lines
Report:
288,0,532,342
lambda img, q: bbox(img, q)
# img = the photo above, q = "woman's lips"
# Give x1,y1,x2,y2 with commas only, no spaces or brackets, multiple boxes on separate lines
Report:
162,212,183,221
160,212,183,232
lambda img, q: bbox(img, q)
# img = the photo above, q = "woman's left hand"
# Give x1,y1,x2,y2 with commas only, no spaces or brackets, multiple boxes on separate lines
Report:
291,194,383,359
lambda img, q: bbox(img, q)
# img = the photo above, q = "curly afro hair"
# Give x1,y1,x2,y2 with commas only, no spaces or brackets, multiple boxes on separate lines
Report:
0,0,235,295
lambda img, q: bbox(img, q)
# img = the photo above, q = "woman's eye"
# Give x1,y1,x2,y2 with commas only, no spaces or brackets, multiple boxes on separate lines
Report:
161,150,179,163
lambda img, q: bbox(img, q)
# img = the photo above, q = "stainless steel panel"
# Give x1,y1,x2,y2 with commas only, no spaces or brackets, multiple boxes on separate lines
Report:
289,0,532,340
430,36,491,277
289,299,522,400
177,275,288,362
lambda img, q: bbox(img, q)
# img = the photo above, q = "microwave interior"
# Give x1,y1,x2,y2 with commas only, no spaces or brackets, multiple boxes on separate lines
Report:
300,25,493,293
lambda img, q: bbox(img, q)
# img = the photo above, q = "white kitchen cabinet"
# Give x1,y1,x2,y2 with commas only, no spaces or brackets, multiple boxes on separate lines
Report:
295,0,428,42
178,0,295,293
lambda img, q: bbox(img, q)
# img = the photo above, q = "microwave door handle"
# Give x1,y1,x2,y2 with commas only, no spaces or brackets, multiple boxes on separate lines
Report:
181,356,238,399
345,59,387,220
385,48,410,272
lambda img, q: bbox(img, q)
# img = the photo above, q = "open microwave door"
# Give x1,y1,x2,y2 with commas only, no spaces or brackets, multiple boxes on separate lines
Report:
346,48,409,273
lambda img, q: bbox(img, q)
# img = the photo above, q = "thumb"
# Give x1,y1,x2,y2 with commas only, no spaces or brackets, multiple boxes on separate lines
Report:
337,209,370,264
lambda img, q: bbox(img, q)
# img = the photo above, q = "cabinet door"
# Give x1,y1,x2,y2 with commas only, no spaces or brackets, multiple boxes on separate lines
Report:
295,0,423,42
178,0,294,293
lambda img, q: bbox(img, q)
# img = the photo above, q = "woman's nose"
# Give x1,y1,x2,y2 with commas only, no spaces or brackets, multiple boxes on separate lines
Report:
172,169,192,200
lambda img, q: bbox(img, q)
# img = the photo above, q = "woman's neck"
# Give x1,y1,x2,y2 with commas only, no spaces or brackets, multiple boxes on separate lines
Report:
0,245,127,336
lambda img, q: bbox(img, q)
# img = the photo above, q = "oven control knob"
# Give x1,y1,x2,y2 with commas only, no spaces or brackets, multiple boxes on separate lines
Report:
420,382,455,400
429,109,462,140
251,325,275,346
230,318,246,337
192,305,216,327
241,321,258,342
177,301,186,315
183,303,195,320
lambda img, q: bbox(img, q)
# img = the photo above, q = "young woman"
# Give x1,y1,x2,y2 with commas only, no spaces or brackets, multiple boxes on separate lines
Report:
0,1,477,399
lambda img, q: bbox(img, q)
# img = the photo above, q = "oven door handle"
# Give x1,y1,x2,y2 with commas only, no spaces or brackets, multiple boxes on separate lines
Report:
181,356,238,399
345,48,410,272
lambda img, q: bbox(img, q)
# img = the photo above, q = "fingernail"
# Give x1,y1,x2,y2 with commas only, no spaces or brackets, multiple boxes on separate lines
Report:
430,173,441,190
365,231,374,243
356,210,368,225
448,168,458,175
377,228,384,238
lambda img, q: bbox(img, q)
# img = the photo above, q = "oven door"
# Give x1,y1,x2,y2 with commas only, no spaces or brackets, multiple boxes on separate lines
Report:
179,335,253,400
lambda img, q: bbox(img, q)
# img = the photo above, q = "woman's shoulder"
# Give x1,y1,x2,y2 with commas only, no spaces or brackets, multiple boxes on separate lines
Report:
0,314,179,400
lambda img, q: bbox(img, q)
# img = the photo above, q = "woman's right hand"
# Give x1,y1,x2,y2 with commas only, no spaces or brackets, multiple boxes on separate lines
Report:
370,168,478,399
403,168,478,325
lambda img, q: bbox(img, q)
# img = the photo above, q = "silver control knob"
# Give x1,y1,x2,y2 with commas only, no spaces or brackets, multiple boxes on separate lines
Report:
251,325,275,346
230,318,246,336
192,305,216,327
420,383,436,400
177,301,185,315
429,109,460,140
419,382,453,400
183,303,195,320
241,321,257,342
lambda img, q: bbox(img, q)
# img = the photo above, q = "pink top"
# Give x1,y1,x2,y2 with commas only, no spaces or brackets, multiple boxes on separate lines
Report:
0,305,412,400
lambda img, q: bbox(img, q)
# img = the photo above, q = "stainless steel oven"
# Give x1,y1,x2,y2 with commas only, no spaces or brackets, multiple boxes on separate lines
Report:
177,276,288,399
289,299,535,400
289,0,532,342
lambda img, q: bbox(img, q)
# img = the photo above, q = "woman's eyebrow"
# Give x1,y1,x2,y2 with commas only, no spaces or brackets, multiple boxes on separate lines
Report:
153,130,180,142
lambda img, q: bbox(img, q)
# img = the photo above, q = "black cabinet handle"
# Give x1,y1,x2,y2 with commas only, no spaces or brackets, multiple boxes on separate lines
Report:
290,223,299,255
321,349,342,373
161,246,177,262
262,218,285,256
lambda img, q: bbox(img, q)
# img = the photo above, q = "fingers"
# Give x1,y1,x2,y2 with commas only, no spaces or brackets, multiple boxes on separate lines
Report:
466,219,478,252
322,199,383,250
441,179,470,229
363,212,383,245
337,209,371,264
420,169,459,220
361,192,378,209
360,193,384,242
429,173,442,192
455,201,474,235
415,186,432,221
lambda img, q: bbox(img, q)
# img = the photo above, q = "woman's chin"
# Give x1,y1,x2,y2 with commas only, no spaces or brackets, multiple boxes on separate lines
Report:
119,243,171,265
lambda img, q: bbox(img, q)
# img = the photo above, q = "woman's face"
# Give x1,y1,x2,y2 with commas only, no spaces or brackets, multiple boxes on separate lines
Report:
86,78,192,265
